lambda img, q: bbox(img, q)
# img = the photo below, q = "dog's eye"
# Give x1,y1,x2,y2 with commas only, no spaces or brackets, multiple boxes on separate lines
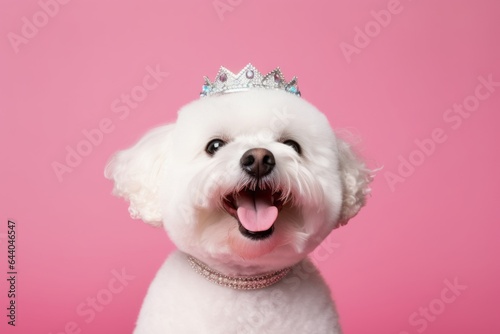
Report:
283,140,301,154
205,139,226,156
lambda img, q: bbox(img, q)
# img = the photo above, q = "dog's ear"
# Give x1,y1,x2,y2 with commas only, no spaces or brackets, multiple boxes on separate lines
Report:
335,137,372,226
105,124,175,226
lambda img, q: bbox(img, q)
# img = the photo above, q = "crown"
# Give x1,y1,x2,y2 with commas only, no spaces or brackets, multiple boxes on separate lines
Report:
200,64,301,98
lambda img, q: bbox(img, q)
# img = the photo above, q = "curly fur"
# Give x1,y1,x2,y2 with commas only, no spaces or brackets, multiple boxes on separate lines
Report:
336,138,373,225
105,89,372,333
105,125,175,224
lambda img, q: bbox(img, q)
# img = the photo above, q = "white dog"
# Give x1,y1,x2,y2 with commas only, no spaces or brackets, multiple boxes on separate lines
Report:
105,65,371,333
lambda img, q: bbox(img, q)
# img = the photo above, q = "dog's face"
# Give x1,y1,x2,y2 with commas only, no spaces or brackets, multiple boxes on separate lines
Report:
106,90,370,273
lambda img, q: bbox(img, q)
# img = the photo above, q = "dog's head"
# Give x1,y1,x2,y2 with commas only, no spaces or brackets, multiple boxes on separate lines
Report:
105,89,371,273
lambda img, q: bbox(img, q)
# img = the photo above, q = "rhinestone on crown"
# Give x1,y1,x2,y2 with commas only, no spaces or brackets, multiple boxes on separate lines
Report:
200,64,301,98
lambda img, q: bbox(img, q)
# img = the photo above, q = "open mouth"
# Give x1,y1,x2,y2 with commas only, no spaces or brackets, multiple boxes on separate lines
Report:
223,186,285,240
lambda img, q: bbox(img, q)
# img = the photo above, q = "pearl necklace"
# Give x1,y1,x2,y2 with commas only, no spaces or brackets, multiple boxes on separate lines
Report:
187,256,292,290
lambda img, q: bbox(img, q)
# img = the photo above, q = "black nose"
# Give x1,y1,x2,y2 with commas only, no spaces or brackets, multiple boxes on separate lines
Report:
240,148,275,178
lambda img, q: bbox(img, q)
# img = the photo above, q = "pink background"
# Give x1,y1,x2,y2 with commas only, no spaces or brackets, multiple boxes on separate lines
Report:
1,0,499,333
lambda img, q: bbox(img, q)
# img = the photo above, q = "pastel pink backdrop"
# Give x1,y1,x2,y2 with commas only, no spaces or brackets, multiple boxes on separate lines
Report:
1,0,499,333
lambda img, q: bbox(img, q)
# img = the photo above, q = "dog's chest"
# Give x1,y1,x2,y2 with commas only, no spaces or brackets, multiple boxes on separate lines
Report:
134,252,341,334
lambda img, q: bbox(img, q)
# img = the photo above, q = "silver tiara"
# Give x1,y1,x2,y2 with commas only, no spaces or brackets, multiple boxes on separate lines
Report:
200,64,301,98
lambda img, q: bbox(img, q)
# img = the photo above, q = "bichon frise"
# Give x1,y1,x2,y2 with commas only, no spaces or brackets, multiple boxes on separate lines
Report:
105,64,372,333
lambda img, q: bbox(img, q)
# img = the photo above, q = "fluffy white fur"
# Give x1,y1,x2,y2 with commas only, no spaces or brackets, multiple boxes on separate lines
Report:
105,89,371,333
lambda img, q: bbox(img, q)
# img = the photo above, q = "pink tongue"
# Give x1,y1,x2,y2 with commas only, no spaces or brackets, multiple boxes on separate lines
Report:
236,191,278,232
